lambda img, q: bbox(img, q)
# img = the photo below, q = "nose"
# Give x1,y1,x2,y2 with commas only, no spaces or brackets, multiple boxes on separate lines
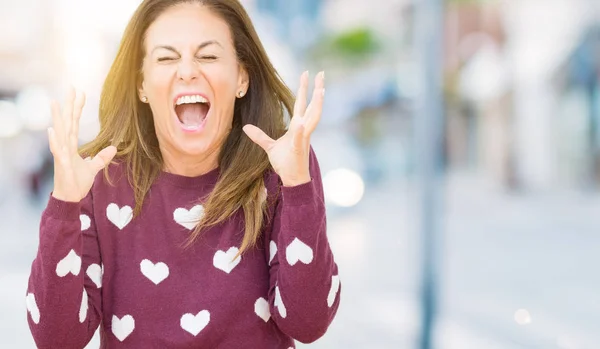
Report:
177,57,199,83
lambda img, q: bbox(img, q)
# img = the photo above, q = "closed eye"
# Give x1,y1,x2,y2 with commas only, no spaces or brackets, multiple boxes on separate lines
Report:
157,57,177,62
198,55,217,60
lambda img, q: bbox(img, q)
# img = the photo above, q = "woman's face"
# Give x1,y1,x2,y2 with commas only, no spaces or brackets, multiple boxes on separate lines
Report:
140,3,248,161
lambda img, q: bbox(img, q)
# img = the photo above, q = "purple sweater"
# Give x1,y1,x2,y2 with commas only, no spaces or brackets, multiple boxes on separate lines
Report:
26,149,341,348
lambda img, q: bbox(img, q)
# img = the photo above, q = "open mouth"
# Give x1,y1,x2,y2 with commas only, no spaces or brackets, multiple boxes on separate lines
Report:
174,94,211,131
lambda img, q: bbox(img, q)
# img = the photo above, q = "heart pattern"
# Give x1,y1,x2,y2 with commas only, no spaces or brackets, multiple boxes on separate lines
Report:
106,203,133,230
86,264,103,288
26,293,40,324
269,241,277,265
79,289,88,323
140,259,169,285
112,314,135,342
327,275,340,307
254,297,271,322
173,205,204,230
43,197,334,339
213,247,241,274
274,286,287,318
80,214,91,231
286,238,314,266
180,310,210,336
56,249,82,277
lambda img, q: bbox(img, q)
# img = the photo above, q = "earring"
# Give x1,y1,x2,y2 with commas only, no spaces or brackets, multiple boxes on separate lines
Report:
141,96,148,103
238,91,245,98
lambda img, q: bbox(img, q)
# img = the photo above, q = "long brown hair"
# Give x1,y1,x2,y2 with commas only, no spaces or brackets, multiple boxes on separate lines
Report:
81,0,293,255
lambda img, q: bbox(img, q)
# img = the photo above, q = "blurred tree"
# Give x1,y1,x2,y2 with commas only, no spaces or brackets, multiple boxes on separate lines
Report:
308,27,381,66
330,28,379,57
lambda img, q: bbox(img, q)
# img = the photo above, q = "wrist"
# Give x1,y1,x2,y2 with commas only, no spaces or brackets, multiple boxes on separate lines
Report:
281,175,311,187
51,190,81,203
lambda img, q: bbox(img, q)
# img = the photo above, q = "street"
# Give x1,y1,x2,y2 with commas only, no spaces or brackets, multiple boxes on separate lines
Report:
2,169,600,348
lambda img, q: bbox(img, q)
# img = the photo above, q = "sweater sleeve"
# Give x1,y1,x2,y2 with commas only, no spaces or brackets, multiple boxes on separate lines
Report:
26,189,103,349
265,147,341,343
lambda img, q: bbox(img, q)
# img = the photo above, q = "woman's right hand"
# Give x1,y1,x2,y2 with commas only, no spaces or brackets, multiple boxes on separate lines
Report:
48,88,117,203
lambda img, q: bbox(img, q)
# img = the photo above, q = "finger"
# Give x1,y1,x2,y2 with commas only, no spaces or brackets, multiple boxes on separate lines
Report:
292,121,306,151
242,124,275,151
70,90,86,150
47,127,59,156
293,71,309,119
50,100,66,144
304,71,325,135
90,146,117,174
62,87,76,142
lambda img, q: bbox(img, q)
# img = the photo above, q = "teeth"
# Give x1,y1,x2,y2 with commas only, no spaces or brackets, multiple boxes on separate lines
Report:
175,95,208,106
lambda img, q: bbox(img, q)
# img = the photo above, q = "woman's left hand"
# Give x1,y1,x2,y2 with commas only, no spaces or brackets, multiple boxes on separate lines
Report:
243,71,324,187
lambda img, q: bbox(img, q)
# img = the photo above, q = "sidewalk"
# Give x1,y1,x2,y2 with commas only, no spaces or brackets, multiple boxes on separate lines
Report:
2,172,600,348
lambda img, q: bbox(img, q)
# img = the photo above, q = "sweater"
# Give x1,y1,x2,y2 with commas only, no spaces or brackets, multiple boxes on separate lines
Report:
26,149,341,348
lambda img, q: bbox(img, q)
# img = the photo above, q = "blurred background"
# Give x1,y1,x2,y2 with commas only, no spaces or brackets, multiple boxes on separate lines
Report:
1,0,600,348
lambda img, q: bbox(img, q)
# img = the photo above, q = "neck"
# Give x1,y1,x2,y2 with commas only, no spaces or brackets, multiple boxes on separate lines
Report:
160,145,220,177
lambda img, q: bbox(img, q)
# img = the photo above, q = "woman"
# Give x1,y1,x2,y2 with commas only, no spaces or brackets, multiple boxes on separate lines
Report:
26,0,341,348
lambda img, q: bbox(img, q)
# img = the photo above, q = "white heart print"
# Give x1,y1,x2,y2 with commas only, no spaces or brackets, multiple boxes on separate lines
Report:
269,241,277,265
106,203,133,230
173,205,204,230
213,247,241,274
26,293,40,324
112,315,135,342
274,286,287,318
56,249,82,277
327,275,340,307
254,297,271,322
140,259,169,285
180,310,210,336
286,238,314,266
86,264,103,288
79,289,88,323
80,214,91,231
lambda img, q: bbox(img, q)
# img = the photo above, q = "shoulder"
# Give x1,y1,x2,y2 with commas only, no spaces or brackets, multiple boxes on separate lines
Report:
90,157,133,202
263,168,280,199
94,158,128,187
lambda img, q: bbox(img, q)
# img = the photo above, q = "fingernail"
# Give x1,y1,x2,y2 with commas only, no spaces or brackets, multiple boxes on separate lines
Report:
321,71,325,79
322,88,326,97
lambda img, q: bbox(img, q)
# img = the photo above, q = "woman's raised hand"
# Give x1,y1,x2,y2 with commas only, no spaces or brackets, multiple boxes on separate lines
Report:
48,88,117,202
243,71,324,187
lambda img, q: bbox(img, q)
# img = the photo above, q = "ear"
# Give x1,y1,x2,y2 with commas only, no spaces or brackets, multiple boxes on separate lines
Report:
237,64,249,95
138,80,147,102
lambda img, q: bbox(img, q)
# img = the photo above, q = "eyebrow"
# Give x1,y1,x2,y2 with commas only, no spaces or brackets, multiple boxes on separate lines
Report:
151,40,223,54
